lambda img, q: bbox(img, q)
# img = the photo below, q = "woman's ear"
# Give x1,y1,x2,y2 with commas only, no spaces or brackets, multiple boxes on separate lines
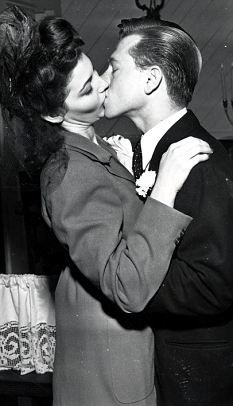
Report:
144,66,162,95
41,115,64,124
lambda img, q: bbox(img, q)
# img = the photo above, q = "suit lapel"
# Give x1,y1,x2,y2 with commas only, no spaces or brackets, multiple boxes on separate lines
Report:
149,110,201,172
63,129,134,183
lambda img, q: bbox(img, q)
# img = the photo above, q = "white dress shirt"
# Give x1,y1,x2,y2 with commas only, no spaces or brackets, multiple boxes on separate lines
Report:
141,108,187,169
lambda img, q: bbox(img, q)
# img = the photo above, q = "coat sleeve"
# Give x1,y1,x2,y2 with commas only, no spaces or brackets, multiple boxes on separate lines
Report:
42,157,191,313
146,161,233,317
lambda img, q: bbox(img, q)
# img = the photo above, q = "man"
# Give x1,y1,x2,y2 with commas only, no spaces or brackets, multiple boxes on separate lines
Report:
103,18,233,406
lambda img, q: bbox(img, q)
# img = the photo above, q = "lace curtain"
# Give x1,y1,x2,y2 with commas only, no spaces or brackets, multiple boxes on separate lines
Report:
0,274,56,375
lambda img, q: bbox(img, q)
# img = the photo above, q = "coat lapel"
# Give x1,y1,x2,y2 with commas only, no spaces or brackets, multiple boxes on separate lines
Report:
63,129,134,183
149,110,201,172
97,136,135,183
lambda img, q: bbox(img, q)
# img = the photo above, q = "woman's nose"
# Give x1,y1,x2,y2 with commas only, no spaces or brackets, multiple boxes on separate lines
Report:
98,74,109,93
101,66,111,85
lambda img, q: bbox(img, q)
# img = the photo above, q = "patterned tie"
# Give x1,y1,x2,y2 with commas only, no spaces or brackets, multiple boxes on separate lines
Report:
132,140,143,180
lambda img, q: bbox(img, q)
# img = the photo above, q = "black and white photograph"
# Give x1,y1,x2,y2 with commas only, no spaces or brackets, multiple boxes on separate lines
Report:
0,1,233,405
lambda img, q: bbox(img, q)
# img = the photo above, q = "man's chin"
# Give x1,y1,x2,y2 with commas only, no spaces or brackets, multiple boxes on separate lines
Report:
103,100,123,119
104,108,117,120
104,112,113,119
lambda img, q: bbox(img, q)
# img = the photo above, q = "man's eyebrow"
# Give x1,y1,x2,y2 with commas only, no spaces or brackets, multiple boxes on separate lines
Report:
79,75,92,93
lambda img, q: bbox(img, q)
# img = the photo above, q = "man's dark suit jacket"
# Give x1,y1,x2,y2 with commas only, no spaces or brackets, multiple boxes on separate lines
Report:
146,110,233,406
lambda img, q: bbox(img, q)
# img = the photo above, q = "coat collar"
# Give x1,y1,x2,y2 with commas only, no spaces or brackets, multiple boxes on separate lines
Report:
63,129,113,163
149,110,201,172
62,129,134,183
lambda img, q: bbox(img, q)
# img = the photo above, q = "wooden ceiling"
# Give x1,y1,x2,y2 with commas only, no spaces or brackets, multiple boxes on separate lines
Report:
27,1,233,139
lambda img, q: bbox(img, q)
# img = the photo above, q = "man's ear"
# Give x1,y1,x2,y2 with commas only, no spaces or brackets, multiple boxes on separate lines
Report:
41,114,64,124
144,66,162,95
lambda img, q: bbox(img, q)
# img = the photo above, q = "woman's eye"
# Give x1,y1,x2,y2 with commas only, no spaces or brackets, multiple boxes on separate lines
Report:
84,86,93,95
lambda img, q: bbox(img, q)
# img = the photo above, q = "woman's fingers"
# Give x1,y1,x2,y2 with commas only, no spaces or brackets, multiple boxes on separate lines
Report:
150,138,212,208
166,137,213,159
187,153,210,169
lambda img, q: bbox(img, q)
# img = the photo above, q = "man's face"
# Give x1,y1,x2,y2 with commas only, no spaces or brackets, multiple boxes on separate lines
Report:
103,34,146,119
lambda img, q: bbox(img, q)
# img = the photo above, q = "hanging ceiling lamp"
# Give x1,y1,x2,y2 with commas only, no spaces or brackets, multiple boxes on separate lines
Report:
135,0,165,20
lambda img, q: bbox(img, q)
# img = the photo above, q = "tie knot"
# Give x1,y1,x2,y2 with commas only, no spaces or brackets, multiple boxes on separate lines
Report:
132,141,143,180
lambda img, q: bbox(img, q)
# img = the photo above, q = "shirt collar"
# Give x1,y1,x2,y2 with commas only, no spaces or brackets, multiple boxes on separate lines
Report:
141,108,187,169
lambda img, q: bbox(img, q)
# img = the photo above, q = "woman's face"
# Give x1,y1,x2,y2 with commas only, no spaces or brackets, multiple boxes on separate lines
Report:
63,53,108,125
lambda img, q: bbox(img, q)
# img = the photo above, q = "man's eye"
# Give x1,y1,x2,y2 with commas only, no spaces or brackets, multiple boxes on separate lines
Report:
112,68,118,74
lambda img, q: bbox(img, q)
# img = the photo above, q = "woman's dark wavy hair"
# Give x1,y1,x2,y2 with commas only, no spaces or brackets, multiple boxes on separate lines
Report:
0,5,84,170
118,17,202,108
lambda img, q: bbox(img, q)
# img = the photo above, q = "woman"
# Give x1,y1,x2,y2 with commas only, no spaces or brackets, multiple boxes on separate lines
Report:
0,6,211,406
